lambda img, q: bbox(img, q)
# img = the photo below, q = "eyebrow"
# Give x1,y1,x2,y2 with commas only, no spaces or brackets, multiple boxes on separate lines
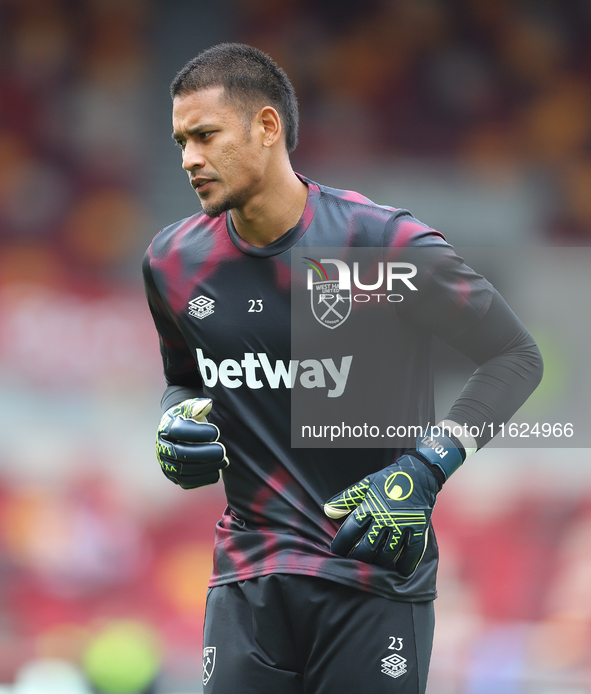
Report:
171,123,217,141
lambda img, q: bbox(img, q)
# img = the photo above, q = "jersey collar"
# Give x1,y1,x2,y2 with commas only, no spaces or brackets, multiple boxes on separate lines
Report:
225,174,320,257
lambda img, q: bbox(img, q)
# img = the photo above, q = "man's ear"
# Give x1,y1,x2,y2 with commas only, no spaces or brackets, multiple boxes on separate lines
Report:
257,106,282,148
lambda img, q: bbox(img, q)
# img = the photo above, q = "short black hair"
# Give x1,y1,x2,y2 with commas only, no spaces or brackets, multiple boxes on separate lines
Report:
170,43,299,153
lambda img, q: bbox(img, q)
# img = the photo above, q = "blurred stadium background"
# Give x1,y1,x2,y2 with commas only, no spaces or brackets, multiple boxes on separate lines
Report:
1,0,591,692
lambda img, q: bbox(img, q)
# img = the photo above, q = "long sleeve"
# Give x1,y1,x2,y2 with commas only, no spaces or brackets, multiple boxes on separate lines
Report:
142,247,205,413
442,290,543,449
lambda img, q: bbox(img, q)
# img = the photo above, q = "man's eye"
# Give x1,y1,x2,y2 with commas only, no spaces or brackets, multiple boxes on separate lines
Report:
200,131,214,140
175,140,186,149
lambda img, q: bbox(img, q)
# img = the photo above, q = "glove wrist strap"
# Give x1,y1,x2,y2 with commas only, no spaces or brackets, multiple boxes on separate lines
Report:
416,427,466,481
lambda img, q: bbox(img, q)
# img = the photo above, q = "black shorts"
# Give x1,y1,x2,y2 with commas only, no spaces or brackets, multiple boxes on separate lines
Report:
202,574,434,694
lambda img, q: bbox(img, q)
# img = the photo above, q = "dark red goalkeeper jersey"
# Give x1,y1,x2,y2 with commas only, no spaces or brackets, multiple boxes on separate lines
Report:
143,175,542,601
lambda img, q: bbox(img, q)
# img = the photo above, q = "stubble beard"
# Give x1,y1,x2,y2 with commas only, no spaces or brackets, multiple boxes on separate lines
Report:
199,181,256,218
200,194,238,218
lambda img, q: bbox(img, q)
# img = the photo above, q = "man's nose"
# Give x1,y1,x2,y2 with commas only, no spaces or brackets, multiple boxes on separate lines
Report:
182,143,206,171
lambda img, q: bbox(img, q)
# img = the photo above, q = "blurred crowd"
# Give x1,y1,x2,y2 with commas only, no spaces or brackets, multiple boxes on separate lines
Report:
2,0,591,284
240,0,591,242
1,466,591,692
0,0,151,292
0,475,225,692
1,0,591,692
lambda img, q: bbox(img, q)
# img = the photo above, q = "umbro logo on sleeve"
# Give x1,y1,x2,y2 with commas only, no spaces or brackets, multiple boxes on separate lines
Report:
188,296,215,319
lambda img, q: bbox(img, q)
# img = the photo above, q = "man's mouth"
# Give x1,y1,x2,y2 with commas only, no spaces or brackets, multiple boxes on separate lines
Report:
192,178,216,193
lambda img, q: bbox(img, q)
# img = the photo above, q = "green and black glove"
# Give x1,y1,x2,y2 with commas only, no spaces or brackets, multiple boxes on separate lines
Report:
156,398,228,489
324,428,465,576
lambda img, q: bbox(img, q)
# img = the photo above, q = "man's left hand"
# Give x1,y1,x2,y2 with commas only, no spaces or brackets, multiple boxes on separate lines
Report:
324,429,464,576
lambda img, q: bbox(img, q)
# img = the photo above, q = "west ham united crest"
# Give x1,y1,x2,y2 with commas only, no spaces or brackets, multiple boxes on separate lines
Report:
203,646,216,685
310,280,351,329
304,257,354,329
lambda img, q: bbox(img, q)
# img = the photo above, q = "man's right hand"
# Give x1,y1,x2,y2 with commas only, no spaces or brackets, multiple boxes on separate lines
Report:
156,398,228,489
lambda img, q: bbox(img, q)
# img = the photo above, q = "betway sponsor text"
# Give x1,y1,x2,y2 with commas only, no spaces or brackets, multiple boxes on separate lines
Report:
196,349,352,398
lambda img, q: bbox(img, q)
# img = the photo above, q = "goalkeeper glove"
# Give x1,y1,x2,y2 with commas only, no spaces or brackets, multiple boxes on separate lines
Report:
324,428,465,576
156,398,228,489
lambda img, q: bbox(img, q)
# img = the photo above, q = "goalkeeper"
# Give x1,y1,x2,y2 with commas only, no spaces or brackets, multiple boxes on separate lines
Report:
144,43,543,694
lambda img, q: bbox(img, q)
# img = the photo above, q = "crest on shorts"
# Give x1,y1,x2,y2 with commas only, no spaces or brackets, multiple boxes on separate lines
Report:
203,646,216,685
304,258,351,329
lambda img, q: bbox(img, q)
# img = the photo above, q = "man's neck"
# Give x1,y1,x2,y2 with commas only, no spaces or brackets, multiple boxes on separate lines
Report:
230,168,308,247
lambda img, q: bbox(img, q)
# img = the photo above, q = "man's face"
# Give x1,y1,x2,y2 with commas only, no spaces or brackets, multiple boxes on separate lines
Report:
172,86,265,217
